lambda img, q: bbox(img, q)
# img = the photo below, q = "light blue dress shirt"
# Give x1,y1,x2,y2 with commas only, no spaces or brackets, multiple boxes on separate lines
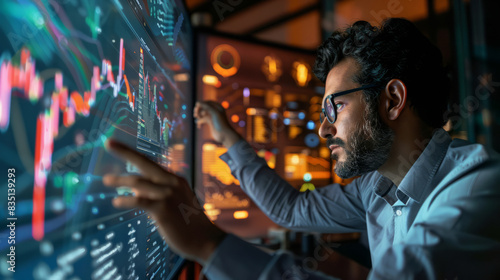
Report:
203,129,500,279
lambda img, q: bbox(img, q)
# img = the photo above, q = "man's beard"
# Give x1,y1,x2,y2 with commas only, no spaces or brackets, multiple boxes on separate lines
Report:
327,103,394,179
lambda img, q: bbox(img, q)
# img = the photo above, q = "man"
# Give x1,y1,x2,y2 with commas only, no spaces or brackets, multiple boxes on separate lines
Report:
104,18,500,279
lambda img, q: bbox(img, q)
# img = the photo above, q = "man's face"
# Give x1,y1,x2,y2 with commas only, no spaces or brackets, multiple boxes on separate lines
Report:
318,58,394,179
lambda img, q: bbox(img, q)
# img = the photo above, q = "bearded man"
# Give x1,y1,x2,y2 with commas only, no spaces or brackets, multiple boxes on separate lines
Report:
104,18,500,279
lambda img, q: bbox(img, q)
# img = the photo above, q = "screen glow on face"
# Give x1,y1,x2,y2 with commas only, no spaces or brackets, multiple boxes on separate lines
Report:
325,97,336,123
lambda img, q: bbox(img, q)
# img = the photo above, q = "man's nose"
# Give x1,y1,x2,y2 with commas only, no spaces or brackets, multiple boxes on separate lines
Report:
318,119,336,139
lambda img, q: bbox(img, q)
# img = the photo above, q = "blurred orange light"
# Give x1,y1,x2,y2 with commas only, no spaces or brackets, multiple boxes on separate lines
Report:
262,55,282,82
296,64,308,86
292,61,311,87
246,108,256,115
273,94,281,108
320,147,331,158
203,143,216,151
233,211,248,219
202,75,219,86
221,101,229,109
231,114,239,123
211,44,240,77
203,203,215,210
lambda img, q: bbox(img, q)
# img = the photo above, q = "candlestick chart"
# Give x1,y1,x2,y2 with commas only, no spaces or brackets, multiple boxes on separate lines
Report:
0,0,192,279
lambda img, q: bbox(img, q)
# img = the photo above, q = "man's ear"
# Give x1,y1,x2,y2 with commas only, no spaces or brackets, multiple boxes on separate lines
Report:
381,79,407,121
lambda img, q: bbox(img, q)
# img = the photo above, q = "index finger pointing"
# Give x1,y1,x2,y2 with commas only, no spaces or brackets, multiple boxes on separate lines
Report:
105,140,178,184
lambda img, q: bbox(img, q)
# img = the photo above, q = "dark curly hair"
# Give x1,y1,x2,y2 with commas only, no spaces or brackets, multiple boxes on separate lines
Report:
314,18,450,128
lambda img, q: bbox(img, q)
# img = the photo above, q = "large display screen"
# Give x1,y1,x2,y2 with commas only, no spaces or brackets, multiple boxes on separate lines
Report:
0,0,193,279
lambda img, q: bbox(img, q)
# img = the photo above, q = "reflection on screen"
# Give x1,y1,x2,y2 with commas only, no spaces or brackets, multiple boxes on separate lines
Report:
0,0,192,279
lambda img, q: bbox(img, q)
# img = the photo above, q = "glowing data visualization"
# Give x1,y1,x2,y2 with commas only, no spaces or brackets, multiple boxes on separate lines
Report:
0,0,193,279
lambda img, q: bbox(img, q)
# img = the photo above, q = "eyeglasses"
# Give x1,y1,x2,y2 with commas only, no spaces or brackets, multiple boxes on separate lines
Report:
320,84,380,124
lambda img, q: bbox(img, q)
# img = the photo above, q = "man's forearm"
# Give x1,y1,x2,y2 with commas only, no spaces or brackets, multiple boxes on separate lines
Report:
222,140,367,232
221,128,243,149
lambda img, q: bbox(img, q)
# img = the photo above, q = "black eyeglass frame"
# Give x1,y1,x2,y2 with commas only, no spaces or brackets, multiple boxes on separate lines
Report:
321,83,381,124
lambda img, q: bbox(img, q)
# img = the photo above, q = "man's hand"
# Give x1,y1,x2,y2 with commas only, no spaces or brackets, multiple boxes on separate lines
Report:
193,101,242,148
102,140,226,265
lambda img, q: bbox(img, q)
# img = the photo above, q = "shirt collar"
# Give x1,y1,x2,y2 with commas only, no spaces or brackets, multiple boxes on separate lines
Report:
373,129,451,205
396,128,451,204
373,175,397,205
